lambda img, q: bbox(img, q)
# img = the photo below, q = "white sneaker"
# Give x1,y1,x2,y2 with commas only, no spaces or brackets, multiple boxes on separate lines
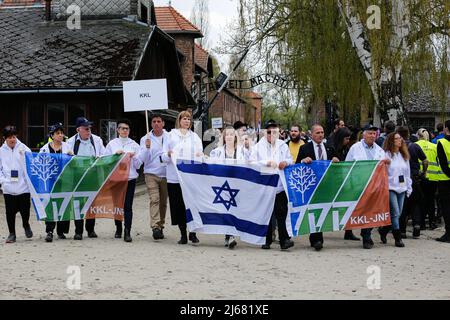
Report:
228,236,237,249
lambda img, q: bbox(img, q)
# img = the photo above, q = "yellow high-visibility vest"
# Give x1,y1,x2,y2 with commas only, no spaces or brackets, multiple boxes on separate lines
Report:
436,138,450,181
416,140,441,181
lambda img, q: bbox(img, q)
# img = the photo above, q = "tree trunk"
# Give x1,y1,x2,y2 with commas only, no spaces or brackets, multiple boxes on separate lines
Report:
338,0,410,126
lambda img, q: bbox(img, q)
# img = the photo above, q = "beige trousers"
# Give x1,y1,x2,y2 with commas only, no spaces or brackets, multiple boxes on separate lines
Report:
145,174,168,230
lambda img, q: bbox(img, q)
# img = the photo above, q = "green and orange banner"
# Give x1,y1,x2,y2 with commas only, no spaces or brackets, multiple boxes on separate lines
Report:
24,152,131,222
281,160,390,236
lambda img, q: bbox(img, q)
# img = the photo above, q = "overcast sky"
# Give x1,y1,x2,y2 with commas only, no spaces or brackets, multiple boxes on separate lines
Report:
153,0,238,68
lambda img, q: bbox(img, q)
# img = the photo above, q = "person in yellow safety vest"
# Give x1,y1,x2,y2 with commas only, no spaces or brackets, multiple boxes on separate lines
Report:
435,120,450,243
416,129,439,230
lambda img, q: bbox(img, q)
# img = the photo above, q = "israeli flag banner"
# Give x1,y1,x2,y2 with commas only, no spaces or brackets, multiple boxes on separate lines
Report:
176,159,280,245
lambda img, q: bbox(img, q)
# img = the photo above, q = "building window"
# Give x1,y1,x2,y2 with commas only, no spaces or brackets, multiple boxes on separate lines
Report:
27,102,86,149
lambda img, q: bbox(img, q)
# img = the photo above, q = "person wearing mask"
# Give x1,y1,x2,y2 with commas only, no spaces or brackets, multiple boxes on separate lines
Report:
40,123,74,242
251,120,294,250
415,128,439,230
105,119,142,243
139,114,169,241
432,123,445,144
297,124,340,251
210,126,250,249
287,124,305,163
0,126,33,243
345,124,386,249
435,120,450,243
331,127,360,241
67,117,106,240
376,120,395,147
326,119,345,147
162,111,203,245
379,132,411,247
397,126,428,239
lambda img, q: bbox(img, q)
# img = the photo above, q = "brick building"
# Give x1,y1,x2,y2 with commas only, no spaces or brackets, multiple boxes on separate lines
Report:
0,0,193,149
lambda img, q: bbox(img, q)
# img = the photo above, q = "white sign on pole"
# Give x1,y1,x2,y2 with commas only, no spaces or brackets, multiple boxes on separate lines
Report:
211,117,223,129
123,79,168,112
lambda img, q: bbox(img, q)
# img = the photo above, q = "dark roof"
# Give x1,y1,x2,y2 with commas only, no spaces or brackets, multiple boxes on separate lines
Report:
405,92,450,113
0,8,150,90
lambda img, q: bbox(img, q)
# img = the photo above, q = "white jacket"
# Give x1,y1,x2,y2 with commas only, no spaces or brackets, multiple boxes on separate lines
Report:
40,141,73,154
250,138,293,193
138,130,169,178
162,129,203,183
345,140,385,161
209,145,251,162
385,151,412,196
105,137,142,180
66,133,106,157
0,139,31,195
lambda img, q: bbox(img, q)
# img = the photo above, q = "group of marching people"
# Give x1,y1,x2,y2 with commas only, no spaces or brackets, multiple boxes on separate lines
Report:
1,111,450,251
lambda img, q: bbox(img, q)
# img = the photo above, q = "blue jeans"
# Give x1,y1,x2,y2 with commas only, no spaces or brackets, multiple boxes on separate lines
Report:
390,190,406,230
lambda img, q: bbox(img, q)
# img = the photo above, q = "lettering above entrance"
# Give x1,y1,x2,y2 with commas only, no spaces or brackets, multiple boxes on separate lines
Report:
191,73,298,95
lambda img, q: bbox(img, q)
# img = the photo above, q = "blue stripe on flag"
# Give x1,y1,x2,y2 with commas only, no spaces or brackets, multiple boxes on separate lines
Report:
177,162,279,187
186,209,269,237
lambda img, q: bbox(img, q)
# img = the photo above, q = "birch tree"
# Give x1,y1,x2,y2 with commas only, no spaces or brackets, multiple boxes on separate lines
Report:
232,0,449,126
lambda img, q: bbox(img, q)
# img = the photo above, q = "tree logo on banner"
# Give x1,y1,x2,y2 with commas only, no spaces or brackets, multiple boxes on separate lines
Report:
29,154,59,192
288,166,317,203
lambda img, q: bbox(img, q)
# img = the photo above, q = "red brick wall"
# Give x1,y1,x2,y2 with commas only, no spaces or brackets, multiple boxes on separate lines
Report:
173,35,195,90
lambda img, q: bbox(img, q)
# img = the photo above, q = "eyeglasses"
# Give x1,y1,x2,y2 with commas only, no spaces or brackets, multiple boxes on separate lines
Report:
119,127,130,131
267,130,279,135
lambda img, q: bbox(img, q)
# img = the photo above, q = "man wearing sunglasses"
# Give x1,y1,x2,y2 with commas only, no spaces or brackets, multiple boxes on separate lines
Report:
250,120,294,251
67,117,106,240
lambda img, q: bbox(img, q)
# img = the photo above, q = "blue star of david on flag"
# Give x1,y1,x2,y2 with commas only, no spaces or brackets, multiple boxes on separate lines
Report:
212,180,240,211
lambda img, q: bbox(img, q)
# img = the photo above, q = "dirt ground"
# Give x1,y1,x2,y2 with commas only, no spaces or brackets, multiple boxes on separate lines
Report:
1,185,449,300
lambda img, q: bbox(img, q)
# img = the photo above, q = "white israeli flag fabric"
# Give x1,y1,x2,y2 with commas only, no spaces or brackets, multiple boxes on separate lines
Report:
176,159,279,245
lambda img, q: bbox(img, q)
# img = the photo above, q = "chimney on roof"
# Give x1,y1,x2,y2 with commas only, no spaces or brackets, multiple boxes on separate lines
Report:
45,0,52,21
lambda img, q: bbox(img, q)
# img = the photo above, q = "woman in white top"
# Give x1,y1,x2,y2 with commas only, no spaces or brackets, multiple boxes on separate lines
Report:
379,132,412,248
40,123,74,242
209,126,249,249
105,119,142,243
162,110,203,244
0,125,32,243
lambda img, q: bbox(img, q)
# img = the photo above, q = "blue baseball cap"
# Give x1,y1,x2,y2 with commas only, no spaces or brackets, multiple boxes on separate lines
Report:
75,117,93,128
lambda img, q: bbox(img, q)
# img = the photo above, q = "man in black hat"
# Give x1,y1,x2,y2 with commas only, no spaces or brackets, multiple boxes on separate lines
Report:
345,123,387,249
67,117,106,239
251,119,295,250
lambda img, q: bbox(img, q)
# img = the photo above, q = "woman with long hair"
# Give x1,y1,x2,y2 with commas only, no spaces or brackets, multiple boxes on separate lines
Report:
209,126,250,249
379,132,412,247
163,111,203,244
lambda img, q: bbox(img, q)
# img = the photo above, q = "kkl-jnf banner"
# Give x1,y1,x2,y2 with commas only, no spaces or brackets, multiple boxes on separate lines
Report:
281,160,390,236
24,152,131,222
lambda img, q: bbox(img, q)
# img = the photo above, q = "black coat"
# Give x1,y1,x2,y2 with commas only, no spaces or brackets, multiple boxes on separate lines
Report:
296,141,337,164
